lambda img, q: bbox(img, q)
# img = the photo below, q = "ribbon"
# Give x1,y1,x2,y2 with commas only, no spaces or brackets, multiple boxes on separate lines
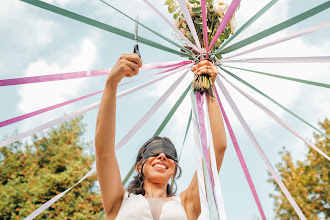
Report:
222,65,330,89
208,0,241,52
216,0,279,52
177,0,203,52
0,66,190,148
20,0,189,57
215,76,307,220
190,92,209,220
220,56,330,63
219,66,330,139
24,167,96,220
201,0,209,55
0,64,189,128
218,73,330,161
221,21,330,60
115,67,192,151
98,0,191,54
0,60,192,86
214,87,265,220
178,110,192,161
204,97,227,220
219,1,330,54
141,0,200,53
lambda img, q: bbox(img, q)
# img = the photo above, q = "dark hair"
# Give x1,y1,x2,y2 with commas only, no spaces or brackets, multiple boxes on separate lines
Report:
127,136,182,197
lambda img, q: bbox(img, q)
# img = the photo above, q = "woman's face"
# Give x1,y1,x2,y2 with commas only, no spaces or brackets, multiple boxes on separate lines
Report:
141,153,176,184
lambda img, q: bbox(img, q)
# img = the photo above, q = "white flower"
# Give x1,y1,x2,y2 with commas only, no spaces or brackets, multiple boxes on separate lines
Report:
213,0,228,15
229,17,236,32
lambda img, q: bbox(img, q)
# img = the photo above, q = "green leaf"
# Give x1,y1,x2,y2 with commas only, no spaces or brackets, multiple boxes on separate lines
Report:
220,33,225,40
194,18,203,24
188,0,196,4
192,6,201,13
173,13,178,19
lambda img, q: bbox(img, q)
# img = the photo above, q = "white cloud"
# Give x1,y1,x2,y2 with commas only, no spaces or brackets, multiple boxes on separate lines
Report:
17,38,98,129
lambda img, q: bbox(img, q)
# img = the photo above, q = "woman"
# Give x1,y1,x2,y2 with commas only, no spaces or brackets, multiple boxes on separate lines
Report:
95,53,227,220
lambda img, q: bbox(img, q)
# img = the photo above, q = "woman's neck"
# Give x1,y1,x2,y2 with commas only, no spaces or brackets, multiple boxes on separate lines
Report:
143,180,168,199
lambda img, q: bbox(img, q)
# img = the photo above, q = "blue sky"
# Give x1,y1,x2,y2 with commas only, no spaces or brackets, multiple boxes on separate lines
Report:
0,0,329,219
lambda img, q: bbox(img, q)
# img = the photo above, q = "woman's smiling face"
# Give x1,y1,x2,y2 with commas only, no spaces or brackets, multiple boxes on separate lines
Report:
141,153,176,184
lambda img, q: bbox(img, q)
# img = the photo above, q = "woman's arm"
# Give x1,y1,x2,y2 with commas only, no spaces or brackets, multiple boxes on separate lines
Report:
95,54,142,218
181,60,226,219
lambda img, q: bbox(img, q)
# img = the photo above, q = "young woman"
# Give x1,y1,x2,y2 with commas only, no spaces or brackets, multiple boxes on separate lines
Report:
95,53,227,220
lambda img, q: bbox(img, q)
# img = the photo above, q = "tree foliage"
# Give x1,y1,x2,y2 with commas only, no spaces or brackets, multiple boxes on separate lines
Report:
0,117,103,219
268,119,330,219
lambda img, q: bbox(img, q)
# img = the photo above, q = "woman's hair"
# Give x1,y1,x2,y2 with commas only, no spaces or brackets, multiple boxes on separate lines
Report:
127,136,182,197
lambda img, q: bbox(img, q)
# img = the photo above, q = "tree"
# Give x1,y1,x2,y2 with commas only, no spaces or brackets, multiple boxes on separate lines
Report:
0,117,103,219
268,119,330,219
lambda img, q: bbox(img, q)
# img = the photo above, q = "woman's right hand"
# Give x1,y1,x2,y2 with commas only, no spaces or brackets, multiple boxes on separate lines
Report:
107,53,143,87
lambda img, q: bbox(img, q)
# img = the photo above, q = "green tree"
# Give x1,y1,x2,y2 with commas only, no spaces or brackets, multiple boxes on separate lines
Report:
0,117,103,219
268,119,330,220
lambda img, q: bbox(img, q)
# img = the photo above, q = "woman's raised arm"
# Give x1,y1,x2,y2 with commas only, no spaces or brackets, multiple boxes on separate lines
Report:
95,54,142,218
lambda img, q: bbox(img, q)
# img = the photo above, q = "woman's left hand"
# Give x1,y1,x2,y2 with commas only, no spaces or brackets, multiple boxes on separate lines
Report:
192,60,218,85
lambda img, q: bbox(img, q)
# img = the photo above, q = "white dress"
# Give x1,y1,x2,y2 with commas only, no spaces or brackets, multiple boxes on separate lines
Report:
116,191,188,220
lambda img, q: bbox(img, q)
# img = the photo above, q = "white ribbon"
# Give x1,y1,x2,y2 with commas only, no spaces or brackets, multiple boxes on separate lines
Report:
115,66,192,151
220,56,330,63
191,91,209,220
24,168,96,220
204,99,227,220
221,20,330,60
176,0,203,52
141,0,200,53
216,76,307,220
218,73,330,161
0,65,189,148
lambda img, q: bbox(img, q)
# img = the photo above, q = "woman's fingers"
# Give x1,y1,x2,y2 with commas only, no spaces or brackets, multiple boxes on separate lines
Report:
120,53,142,68
122,60,138,77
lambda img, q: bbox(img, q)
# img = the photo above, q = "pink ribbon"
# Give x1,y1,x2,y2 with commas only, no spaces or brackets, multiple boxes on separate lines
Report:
196,93,219,214
208,0,241,51
0,64,188,128
201,0,209,57
0,61,191,86
214,87,266,220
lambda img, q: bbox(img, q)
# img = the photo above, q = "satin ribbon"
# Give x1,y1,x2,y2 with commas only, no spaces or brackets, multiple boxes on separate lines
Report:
215,76,307,220
115,67,192,151
20,0,189,57
24,68,191,219
190,91,210,220
0,66,190,148
214,87,265,220
217,0,279,52
201,0,209,56
219,66,330,139
208,0,241,52
219,1,330,54
98,0,191,54
141,0,199,53
0,61,191,86
0,64,189,128
24,167,96,220
204,97,227,220
220,56,330,63
176,0,203,52
218,73,330,162
221,21,330,60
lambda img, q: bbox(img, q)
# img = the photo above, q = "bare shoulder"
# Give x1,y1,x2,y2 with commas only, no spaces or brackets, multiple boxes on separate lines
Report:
107,186,126,219
180,190,200,220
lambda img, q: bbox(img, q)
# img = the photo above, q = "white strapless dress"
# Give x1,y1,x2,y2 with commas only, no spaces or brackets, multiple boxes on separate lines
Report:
116,191,188,220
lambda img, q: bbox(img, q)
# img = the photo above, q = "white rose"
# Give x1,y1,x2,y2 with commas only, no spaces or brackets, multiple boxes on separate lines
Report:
213,0,228,15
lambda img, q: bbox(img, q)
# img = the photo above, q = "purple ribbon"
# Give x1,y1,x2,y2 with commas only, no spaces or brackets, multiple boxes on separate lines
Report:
208,0,241,51
214,87,266,220
201,0,209,57
0,61,191,86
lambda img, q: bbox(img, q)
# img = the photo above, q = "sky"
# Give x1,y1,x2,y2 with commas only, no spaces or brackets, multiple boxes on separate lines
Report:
0,0,329,219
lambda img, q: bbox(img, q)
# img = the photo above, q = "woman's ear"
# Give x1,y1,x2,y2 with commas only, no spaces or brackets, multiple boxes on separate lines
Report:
136,164,141,174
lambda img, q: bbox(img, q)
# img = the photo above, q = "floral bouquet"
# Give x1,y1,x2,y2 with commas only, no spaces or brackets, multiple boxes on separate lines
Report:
165,0,238,95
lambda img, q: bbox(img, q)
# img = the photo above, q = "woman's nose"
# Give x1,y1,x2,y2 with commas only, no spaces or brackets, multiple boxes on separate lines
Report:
157,153,167,160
